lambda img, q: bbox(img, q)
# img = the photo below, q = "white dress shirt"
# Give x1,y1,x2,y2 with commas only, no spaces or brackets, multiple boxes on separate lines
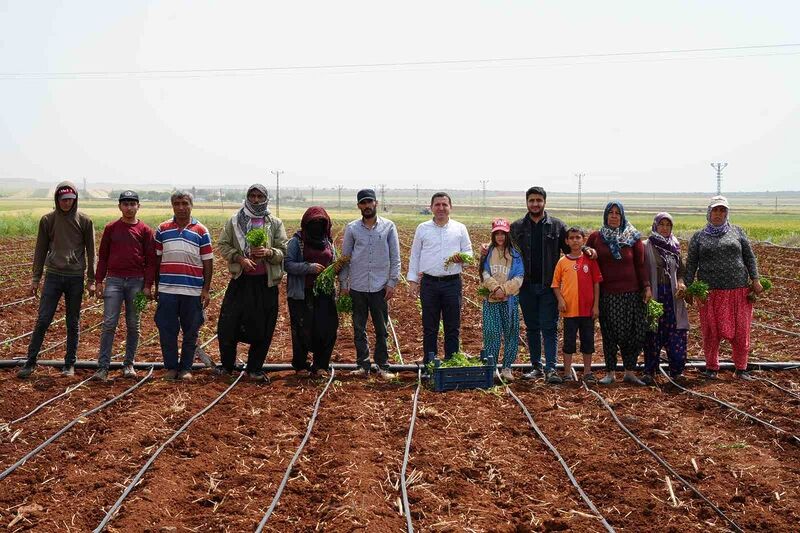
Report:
407,218,473,282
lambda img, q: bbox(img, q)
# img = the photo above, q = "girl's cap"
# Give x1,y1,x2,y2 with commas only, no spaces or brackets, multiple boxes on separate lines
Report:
491,218,510,233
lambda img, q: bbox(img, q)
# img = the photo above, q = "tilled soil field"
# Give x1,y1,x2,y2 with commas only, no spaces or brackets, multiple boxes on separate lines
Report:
1,230,799,531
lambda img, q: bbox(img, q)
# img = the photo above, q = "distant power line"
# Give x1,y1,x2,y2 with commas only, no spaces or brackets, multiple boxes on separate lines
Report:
1,43,798,80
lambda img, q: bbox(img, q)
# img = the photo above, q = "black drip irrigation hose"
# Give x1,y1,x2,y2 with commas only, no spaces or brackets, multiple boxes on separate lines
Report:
4,376,93,427
581,378,744,533
254,368,336,532
754,375,800,400
400,368,422,533
658,367,800,445
0,366,154,483
497,371,615,532
93,370,245,533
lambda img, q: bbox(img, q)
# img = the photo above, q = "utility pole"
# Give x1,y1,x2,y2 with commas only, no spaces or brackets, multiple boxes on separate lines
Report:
479,179,489,214
710,162,727,195
575,173,586,218
271,170,283,217
379,184,387,212
337,185,343,209
414,184,419,209
219,188,224,212
311,186,315,204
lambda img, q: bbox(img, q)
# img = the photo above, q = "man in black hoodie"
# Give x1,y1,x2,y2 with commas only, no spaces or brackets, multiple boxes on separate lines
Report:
18,181,96,378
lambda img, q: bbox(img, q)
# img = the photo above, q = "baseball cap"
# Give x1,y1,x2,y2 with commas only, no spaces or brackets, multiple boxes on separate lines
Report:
57,186,77,200
491,218,510,233
357,189,376,203
118,190,140,203
708,195,729,209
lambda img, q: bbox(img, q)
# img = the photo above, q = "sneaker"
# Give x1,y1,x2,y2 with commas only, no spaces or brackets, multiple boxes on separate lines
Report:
599,373,616,385
177,370,193,381
623,373,646,386
522,367,544,380
500,368,514,382
17,364,36,379
641,374,655,386
164,369,179,381
350,367,369,377
248,371,269,383
91,368,109,381
583,372,598,384
700,369,718,380
61,365,75,377
377,368,397,380
545,371,563,384
122,365,137,379
734,369,755,381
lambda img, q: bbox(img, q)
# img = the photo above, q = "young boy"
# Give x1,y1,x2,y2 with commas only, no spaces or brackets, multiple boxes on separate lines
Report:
91,190,157,381
551,227,602,382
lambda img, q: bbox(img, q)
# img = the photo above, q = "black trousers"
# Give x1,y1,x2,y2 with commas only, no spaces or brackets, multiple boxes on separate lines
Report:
420,275,462,362
217,275,279,372
351,289,390,370
288,289,338,371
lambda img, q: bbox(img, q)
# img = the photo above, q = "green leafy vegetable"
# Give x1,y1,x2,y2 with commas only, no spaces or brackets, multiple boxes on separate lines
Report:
245,228,268,247
443,252,475,269
760,278,772,291
425,351,485,375
477,286,491,298
133,291,148,314
686,280,709,301
646,299,664,332
336,294,353,314
313,255,351,296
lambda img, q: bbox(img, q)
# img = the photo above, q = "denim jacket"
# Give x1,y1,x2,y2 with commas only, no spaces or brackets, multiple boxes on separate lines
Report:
509,211,570,286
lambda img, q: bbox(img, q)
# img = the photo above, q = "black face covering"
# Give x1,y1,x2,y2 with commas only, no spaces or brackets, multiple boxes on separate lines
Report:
305,219,326,250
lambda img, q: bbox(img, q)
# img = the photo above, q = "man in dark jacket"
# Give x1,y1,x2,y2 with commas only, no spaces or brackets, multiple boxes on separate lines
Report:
511,187,571,384
18,181,96,378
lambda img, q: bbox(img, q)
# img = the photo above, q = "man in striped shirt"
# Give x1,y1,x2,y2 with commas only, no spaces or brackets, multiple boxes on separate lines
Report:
154,191,214,380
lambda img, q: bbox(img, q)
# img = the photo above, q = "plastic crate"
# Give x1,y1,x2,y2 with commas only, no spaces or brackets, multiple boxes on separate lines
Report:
431,354,496,392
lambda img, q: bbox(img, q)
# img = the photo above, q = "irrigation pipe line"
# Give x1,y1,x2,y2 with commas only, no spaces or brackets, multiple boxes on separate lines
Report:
3,377,93,428
497,372,615,532
400,367,422,533
0,296,35,309
754,375,800,400
386,312,405,365
0,367,154,483
580,378,744,533
752,321,800,338
0,301,103,345
658,367,800,445
93,370,245,533
254,368,336,532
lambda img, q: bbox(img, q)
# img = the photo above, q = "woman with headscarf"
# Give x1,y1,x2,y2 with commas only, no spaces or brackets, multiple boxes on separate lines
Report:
642,213,688,384
285,206,339,376
216,184,287,381
586,201,651,385
685,196,761,380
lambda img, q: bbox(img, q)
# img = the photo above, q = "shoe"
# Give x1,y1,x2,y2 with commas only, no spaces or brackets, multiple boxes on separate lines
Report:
623,373,646,386
248,371,269,383
214,366,233,377
61,365,75,377
164,369,179,380
734,369,755,381
309,368,329,378
522,367,543,380
599,373,616,385
122,365,137,379
17,364,36,379
545,371,563,384
700,369,718,380
350,367,369,377
377,368,397,380
177,370,193,381
670,372,686,383
562,372,576,382
500,368,514,382
91,368,109,381
641,374,655,386
583,372,598,384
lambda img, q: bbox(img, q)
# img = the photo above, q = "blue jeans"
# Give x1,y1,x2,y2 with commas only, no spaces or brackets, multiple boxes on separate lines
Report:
97,277,144,369
155,292,204,371
420,275,462,362
518,282,559,372
26,273,84,366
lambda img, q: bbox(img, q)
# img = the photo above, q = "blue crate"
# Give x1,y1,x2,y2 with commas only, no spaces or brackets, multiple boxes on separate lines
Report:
431,354,496,392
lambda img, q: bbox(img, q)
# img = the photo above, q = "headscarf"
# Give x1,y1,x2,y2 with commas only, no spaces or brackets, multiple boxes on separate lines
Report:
702,199,730,237
649,212,680,274
299,206,332,251
599,201,640,260
234,183,270,256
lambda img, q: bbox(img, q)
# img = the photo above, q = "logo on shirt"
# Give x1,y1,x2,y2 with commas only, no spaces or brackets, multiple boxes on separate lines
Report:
583,264,589,273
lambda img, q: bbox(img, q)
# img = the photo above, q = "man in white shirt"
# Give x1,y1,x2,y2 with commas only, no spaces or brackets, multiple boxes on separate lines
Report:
408,192,473,363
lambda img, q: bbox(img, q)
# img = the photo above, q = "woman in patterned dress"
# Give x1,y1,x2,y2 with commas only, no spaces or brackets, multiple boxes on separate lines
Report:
685,196,762,380
586,201,651,385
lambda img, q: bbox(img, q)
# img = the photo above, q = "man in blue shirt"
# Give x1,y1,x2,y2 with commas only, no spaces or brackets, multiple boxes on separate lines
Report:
339,189,401,379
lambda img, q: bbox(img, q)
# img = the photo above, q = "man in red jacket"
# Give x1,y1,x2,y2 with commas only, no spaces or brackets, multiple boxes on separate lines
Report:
91,190,156,380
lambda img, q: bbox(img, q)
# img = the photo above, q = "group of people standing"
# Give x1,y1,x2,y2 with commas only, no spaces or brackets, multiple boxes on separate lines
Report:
16,182,763,385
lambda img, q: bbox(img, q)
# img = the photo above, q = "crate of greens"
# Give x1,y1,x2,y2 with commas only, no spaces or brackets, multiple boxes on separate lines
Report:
428,352,496,392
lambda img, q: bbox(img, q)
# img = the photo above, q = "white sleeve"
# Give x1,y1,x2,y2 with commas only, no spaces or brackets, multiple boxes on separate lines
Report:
407,224,424,283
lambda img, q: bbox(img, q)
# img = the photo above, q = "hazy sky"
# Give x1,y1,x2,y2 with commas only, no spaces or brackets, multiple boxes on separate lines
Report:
1,1,798,192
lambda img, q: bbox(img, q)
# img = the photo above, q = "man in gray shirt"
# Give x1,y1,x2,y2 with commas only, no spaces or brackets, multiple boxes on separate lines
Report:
339,189,401,379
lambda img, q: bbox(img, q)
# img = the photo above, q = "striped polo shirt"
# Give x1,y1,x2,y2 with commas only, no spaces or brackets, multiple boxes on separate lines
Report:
155,217,213,296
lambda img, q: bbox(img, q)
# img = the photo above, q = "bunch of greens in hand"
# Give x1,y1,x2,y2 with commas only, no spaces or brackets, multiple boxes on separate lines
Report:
313,255,351,296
